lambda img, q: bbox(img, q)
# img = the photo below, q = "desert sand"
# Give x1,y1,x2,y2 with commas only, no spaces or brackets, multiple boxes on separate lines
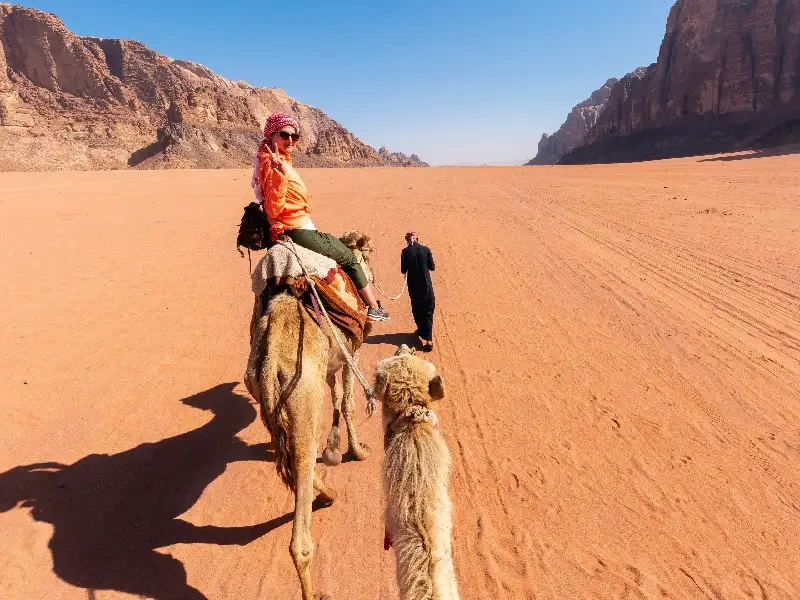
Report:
1,152,799,599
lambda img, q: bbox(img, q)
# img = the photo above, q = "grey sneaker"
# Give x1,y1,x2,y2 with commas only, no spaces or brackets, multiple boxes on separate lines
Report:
367,306,390,321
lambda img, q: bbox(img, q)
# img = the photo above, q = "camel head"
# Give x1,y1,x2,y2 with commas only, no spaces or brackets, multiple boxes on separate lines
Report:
374,345,445,416
340,230,375,283
180,383,256,429
340,230,373,258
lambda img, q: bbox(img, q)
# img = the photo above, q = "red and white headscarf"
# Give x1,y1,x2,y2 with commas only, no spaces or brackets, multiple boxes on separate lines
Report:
251,112,300,203
262,111,299,140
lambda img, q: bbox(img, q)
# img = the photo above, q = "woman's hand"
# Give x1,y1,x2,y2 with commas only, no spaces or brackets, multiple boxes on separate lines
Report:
265,142,286,174
269,222,286,242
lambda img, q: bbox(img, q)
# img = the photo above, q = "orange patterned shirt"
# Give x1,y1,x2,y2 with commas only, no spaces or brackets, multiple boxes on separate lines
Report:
257,150,312,230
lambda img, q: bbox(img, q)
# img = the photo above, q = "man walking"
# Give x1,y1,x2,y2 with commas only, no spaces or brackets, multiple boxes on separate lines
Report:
400,231,436,352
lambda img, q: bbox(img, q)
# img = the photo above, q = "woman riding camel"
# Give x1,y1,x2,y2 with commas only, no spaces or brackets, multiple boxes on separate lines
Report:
252,112,390,322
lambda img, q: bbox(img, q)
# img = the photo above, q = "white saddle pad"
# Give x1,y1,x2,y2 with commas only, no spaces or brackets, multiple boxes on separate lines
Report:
251,242,337,296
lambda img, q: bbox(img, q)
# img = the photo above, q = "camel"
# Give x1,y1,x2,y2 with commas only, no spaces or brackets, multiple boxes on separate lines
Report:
375,344,460,600
243,231,375,600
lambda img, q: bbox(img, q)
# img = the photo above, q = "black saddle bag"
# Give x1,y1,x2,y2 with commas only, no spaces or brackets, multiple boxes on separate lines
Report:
236,202,269,255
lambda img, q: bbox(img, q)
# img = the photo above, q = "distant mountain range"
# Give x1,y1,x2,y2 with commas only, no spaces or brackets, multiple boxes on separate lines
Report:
0,3,427,171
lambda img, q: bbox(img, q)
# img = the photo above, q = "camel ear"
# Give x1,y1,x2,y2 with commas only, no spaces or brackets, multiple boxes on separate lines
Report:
374,369,389,402
429,374,445,400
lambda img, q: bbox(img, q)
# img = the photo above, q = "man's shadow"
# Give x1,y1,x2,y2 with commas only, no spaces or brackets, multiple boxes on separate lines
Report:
365,332,420,349
0,383,288,600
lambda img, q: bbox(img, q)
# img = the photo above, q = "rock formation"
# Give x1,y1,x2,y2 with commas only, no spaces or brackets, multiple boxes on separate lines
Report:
527,78,619,165
378,146,429,167
527,68,650,166
560,0,800,164
0,4,426,170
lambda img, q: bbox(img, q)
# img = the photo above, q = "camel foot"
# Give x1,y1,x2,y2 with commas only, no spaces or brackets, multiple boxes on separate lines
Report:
243,372,260,402
347,442,371,461
313,490,337,510
322,427,342,466
321,447,343,466
316,594,333,600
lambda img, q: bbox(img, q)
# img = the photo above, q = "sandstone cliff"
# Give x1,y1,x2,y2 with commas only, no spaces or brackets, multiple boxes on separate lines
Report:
527,78,619,165
560,0,800,164
0,4,426,170
527,68,650,166
525,77,618,165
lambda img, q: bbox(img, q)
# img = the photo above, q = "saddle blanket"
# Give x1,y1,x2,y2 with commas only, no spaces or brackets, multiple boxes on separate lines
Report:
251,241,337,296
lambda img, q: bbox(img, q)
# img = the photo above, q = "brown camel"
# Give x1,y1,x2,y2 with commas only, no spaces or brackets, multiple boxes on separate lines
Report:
375,344,460,600
243,232,375,600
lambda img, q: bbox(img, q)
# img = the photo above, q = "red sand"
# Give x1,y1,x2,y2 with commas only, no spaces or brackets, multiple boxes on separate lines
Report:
1,154,799,599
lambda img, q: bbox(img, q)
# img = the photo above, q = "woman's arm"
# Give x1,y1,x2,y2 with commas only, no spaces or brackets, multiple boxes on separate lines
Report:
262,162,288,223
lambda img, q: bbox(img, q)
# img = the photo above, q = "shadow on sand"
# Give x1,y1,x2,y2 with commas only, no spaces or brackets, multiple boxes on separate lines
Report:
698,144,800,162
365,331,421,349
0,382,297,600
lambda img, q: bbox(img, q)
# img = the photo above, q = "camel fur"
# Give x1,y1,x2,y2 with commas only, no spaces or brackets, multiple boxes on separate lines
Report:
375,344,460,600
243,231,374,600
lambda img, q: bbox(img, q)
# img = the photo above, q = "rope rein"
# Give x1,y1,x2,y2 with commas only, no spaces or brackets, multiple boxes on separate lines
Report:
355,253,407,301
374,275,407,301
277,238,377,416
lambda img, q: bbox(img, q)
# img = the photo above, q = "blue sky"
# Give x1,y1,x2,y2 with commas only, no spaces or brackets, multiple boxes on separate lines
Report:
25,0,675,165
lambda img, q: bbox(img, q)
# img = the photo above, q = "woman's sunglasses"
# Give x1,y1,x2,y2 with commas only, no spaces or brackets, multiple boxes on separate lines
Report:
277,131,300,142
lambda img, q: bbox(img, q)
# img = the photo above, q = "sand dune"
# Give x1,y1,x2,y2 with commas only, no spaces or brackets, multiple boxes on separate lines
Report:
1,153,799,599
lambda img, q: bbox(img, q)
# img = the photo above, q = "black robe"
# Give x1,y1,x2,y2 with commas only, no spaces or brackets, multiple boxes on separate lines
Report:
400,243,436,340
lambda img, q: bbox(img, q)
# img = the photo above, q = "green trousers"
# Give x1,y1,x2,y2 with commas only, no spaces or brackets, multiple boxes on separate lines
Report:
286,229,368,290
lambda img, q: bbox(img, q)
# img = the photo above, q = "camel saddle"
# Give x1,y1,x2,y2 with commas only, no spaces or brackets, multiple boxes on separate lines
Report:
251,242,369,345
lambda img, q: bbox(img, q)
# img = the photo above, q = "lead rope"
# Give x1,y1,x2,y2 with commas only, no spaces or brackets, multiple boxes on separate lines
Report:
374,274,407,301
355,253,407,301
276,238,377,416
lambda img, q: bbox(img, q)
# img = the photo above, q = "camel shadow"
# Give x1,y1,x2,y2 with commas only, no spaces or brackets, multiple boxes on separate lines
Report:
0,382,287,600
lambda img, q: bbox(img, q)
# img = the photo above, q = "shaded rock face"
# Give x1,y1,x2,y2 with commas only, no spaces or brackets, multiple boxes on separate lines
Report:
527,78,619,165
527,68,650,166
0,4,425,170
560,0,800,164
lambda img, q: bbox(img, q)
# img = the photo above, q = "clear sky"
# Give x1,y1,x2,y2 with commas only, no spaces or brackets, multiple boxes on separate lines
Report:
23,0,675,165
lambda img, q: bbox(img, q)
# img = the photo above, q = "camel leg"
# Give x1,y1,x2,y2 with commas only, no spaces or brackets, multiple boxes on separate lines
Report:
313,468,337,508
290,436,317,600
316,375,339,504
342,362,370,461
244,312,269,405
321,374,343,466
289,395,323,600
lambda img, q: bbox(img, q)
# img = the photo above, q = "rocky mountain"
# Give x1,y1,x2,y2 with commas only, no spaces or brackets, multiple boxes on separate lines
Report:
560,0,800,165
0,4,426,171
527,68,650,166
378,146,429,167
527,78,619,165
